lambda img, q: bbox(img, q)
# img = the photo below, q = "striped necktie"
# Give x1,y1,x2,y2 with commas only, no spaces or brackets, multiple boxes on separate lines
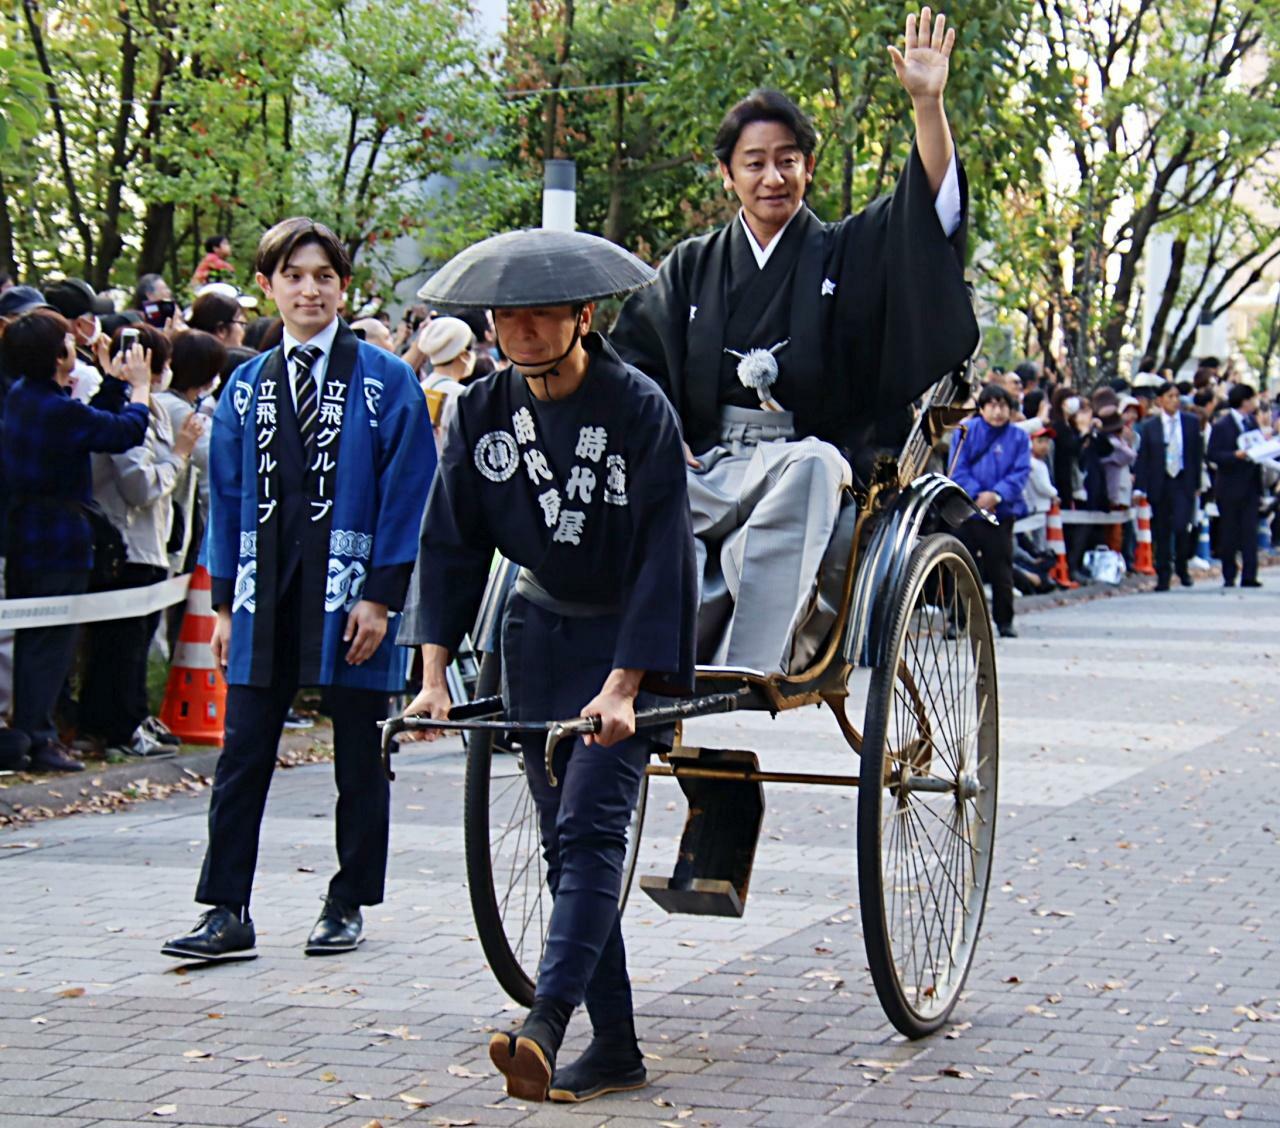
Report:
289,344,323,452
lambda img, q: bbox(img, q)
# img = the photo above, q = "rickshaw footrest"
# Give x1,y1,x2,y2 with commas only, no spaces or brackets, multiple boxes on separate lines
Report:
638,877,744,917
638,746,764,919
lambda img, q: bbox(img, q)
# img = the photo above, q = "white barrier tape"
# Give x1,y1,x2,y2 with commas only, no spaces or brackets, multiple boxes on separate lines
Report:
0,574,191,631
1013,508,1136,535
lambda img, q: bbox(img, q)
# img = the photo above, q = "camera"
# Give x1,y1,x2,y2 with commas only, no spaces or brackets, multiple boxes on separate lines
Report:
142,299,176,327
120,327,141,350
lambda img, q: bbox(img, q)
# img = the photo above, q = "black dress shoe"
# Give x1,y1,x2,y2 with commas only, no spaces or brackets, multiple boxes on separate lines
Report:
997,624,1019,639
28,741,84,773
489,996,572,1102
161,907,256,961
1243,579,1263,588
1153,580,1170,592
549,1021,647,1103
1178,572,1194,587
0,728,31,771
304,896,363,955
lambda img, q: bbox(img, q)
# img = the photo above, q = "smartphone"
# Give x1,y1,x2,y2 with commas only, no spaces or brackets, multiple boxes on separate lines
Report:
120,327,141,350
142,299,176,327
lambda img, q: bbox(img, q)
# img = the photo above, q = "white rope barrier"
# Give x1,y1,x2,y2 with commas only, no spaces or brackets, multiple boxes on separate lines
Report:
0,574,191,630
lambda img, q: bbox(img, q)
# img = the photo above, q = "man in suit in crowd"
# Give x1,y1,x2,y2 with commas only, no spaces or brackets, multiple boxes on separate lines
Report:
1207,383,1263,588
1134,381,1203,591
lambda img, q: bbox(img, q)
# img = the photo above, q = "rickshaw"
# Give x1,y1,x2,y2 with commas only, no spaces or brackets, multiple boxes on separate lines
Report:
381,232,998,1041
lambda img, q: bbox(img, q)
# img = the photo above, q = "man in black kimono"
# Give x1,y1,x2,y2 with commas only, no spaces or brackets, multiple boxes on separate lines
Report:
612,7,978,674
399,229,697,1104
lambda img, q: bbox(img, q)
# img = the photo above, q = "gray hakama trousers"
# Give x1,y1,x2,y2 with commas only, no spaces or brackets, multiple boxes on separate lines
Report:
689,406,851,674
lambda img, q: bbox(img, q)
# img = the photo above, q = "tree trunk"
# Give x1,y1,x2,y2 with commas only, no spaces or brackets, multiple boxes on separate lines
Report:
91,7,141,289
138,202,176,278
541,0,576,160
21,0,95,277
0,169,18,280
1142,237,1186,364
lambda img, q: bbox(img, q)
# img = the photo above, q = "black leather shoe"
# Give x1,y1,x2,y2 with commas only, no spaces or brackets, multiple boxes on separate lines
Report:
1243,579,1263,588
1153,580,1170,592
997,624,1019,639
0,728,31,771
161,907,256,961
549,1023,647,1103
28,741,84,773
1178,572,1194,587
304,896,363,955
489,996,572,1102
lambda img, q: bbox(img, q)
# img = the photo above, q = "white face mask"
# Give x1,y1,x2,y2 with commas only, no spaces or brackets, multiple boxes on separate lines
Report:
156,365,173,391
91,315,101,340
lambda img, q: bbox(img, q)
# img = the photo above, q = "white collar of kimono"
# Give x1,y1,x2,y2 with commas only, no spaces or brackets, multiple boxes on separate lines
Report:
737,205,804,270
282,317,340,362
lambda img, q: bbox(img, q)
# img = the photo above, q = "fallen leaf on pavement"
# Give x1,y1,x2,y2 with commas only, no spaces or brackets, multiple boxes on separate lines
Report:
319,1071,338,1082
447,1063,485,1078
182,1049,210,1059
58,987,85,998
150,1107,178,1118
398,1092,430,1109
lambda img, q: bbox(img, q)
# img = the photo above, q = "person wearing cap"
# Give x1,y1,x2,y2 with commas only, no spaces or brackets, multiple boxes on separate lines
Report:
399,229,697,1103
611,10,977,673
947,383,1030,637
43,278,114,403
1134,380,1203,590
416,316,475,446
161,217,433,963
1207,382,1264,588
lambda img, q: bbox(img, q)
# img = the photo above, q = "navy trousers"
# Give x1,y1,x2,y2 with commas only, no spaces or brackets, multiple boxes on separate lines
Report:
503,594,651,1028
1217,494,1259,585
195,582,391,910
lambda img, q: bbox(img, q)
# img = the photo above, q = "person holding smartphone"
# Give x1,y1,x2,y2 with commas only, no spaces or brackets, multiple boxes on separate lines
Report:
1,309,152,772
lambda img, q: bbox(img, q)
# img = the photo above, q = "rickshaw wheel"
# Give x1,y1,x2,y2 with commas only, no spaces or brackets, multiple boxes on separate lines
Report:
463,650,649,1006
857,532,998,1038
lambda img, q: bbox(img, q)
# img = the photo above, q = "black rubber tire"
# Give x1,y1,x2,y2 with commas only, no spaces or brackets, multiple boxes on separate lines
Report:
463,650,649,1006
857,532,999,1038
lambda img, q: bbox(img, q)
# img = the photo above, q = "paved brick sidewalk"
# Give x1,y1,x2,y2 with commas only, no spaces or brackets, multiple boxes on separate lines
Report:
1,585,1278,1126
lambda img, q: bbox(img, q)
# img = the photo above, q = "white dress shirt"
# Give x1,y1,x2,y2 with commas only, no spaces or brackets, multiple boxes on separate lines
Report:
281,318,341,413
1161,409,1183,476
739,151,963,270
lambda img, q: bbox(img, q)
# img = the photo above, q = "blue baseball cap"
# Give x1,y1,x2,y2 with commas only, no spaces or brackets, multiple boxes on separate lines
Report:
0,285,47,318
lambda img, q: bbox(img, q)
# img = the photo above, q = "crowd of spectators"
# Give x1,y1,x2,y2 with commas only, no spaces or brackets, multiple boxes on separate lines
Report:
0,253,1270,772
949,355,1276,633
0,263,503,774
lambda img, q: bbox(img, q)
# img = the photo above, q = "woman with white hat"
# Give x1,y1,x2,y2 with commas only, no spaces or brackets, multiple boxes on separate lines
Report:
417,315,475,447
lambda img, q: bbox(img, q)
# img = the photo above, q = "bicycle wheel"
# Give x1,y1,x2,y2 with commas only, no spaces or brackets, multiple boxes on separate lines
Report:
857,532,998,1037
463,650,650,1005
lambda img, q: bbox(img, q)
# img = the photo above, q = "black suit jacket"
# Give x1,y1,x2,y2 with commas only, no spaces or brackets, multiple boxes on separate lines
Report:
1134,410,1202,508
1206,411,1262,507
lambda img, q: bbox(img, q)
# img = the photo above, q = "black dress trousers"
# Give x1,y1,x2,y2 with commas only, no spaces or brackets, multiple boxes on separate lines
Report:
957,515,1015,630
195,581,391,911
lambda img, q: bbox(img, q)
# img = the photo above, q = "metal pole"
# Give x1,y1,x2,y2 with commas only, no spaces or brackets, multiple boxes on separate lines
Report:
541,159,577,232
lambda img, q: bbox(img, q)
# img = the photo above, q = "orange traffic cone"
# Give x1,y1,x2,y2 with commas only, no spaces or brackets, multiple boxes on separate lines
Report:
158,565,227,746
1132,490,1156,575
1046,500,1079,589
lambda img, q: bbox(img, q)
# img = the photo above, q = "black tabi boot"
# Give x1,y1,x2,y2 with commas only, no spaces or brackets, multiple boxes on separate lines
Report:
548,1016,647,1103
488,996,572,1102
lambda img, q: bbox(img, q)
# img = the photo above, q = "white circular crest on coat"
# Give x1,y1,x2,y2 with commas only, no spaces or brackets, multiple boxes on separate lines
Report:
474,430,520,483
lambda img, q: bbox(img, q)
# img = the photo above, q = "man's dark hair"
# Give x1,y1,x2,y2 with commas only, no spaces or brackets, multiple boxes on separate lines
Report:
132,273,167,310
255,217,352,280
713,89,817,166
1176,379,1193,395
190,291,243,336
1022,388,1045,418
1198,355,1221,370
1014,360,1041,387
1138,355,1157,373
1157,380,1179,397
109,321,171,376
1,307,73,382
1228,382,1257,409
170,329,227,392
977,382,1014,410
205,233,230,254
1192,389,1216,409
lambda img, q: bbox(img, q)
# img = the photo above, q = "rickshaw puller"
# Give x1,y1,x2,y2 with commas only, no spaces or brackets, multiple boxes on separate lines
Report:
398,229,697,1103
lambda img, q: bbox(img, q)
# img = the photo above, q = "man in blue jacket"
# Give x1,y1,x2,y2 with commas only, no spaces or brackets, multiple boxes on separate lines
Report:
949,383,1031,638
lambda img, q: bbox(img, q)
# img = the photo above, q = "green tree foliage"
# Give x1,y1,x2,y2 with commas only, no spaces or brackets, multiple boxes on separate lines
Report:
974,0,1280,385
4,0,505,295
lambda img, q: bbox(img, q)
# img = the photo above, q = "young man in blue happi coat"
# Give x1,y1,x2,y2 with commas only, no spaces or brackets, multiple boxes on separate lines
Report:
162,219,434,962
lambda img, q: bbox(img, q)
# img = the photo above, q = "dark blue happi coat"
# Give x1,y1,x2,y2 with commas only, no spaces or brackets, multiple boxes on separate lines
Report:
400,333,696,693
209,326,434,690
